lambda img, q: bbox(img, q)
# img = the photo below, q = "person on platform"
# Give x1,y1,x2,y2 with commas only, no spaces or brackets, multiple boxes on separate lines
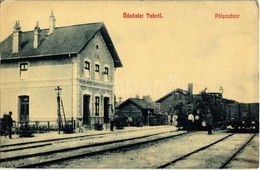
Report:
5,111,14,139
187,110,194,132
168,114,173,125
205,109,213,135
78,118,83,133
109,114,116,131
194,109,201,130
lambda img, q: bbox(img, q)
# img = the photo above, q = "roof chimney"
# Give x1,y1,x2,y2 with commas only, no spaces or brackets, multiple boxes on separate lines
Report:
47,10,56,35
12,21,21,53
33,21,41,49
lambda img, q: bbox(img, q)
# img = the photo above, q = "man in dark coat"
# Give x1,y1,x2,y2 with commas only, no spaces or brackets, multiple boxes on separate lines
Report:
109,114,116,131
5,111,14,138
205,109,213,135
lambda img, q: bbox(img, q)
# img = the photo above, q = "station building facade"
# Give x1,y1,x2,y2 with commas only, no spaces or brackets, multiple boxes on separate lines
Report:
0,12,123,128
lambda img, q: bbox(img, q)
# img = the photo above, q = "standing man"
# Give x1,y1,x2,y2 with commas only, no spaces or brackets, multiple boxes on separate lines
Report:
168,114,173,126
109,114,115,131
187,110,194,132
205,109,213,135
78,118,83,133
6,111,14,139
194,109,201,130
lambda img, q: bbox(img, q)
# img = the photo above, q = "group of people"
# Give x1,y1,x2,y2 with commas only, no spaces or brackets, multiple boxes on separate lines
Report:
187,109,213,134
167,110,179,126
169,108,213,135
0,111,15,139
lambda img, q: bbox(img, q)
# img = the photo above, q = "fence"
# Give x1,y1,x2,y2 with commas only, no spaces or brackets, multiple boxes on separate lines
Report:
89,117,111,130
14,121,56,134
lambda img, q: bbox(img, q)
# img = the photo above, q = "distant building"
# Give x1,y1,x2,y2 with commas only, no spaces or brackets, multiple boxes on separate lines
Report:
0,11,123,128
156,88,190,113
116,98,157,126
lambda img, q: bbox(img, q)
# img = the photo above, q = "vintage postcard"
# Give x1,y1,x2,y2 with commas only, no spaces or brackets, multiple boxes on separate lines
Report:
0,0,258,169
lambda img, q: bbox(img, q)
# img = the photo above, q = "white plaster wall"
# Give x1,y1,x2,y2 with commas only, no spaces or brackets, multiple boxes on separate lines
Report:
0,56,73,122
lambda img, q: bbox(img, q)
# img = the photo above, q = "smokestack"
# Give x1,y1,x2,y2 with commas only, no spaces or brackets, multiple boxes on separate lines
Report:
188,83,193,103
12,21,21,53
188,83,193,95
47,10,56,35
33,21,40,49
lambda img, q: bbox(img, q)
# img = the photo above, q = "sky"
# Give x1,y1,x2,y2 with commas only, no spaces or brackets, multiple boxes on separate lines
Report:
0,0,259,103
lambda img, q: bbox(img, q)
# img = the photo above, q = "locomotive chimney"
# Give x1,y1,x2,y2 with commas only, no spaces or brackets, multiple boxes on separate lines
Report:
188,83,193,95
188,83,193,102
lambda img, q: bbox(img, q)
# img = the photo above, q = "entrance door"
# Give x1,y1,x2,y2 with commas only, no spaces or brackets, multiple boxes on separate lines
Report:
19,96,29,123
83,95,90,125
104,97,110,123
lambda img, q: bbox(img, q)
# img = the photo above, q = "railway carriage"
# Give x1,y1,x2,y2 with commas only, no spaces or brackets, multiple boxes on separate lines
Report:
226,102,259,130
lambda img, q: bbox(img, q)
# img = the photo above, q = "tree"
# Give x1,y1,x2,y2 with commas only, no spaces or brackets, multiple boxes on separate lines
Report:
143,95,153,102
143,95,160,113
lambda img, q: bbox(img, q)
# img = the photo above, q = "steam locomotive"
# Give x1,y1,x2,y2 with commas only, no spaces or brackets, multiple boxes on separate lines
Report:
175,92,259,131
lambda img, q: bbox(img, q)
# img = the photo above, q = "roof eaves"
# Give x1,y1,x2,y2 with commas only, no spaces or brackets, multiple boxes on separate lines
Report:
0,52,78,61
129,99,146,109
156,88,189,103
77,24,103,54
99,25,123,68
156,91,174,103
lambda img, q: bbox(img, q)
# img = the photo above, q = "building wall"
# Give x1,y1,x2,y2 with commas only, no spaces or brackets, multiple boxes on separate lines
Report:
76,31,115,125
118,103,143,118
0,56,73,123
158,93,187,113
0,31,118,128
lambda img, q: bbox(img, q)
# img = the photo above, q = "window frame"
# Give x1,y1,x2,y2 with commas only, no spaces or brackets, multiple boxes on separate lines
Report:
20,63,28,79
85,61,90,70
95,64,100,72
104,67,109,75
95,96,100,116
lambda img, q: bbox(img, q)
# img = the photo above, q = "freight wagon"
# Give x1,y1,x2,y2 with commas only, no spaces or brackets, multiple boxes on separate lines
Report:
226,103,259,130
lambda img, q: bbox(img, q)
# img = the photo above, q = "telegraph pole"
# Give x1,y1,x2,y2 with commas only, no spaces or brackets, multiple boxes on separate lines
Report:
55,86,62,134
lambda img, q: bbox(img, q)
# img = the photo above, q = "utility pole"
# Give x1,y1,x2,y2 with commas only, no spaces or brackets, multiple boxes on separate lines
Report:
55,86,62,134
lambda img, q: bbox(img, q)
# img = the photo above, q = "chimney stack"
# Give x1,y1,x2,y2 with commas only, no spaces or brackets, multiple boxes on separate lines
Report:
188,83,193,95
188,83,193,102
12,21,21,53
47,10,56,35
33,21,41,49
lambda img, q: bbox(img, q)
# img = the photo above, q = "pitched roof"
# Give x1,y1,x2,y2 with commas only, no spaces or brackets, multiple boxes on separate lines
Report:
156,88,189,103
116,98,157,110
0,22,123,67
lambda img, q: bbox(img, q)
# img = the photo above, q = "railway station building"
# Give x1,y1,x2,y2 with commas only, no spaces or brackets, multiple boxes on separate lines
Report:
0,12,123,129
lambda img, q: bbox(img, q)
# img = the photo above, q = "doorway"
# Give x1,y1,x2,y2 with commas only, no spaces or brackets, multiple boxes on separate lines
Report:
19,96,29,123
104,97,110,123
83,95,90,125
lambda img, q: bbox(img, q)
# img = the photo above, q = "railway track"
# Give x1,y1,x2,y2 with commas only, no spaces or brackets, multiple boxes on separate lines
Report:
40,131,255,169
157,133,257,169
1,130,187,168
220,133,257,168
1,133,110,152
1,129,256,169
1,126,168,148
